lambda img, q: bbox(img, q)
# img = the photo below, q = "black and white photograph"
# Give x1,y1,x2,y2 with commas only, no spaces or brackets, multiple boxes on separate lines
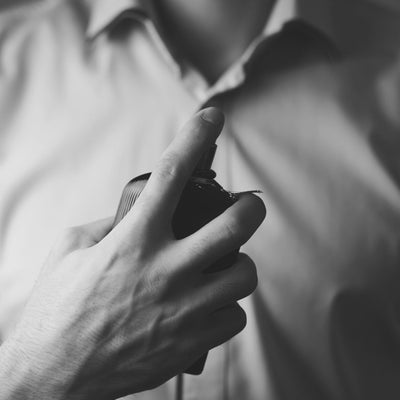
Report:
0,1,400,399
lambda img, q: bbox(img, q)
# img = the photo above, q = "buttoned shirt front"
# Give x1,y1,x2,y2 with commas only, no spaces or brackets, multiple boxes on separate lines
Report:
1,1,400,400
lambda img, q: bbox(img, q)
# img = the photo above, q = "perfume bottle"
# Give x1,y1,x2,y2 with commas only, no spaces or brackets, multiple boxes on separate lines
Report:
113,144,239,374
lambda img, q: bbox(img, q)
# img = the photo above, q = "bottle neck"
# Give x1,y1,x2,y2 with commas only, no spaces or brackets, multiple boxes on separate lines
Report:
193,169,217,180
193,144,217,179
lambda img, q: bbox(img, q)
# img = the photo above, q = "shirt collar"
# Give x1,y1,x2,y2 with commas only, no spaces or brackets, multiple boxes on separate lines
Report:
208,0,296,92
181,0,297,102
84,0,296,40
83,0,298,100
265,0,297,36
84,0,153,39
206,0,297,84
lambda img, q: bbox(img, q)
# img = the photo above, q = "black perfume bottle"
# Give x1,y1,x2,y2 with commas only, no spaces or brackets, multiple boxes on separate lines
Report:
113,144,239,374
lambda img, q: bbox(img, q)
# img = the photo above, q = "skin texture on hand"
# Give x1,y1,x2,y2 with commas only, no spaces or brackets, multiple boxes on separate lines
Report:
0,108,266,400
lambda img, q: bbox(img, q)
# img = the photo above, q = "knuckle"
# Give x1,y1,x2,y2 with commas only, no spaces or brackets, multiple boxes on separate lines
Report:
237,194,266,233
148,267,171,299
208,305,247,347
156,152,184,183
251,194,267,222
222,216,246,245
236,305,247,331
240,255,258,294
230,255,258,299
56,226,85,252
229,304,247,334
61,226,79,242
145,261,181,303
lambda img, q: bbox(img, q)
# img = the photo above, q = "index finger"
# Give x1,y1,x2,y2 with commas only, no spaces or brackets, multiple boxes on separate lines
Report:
134,107,225,226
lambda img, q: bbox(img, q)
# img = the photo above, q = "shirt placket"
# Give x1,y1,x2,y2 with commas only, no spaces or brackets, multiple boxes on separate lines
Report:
135,18,279,400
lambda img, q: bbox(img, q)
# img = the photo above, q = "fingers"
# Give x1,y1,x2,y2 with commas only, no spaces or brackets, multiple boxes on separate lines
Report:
201,303,247,351
177,193,266,270
195,253,258,310
133,107,224,227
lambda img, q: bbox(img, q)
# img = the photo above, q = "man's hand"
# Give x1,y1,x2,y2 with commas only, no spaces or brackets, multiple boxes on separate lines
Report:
0,108,266,399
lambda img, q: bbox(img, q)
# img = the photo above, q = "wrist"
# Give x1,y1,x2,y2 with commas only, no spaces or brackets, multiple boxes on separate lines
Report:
0,334,72,400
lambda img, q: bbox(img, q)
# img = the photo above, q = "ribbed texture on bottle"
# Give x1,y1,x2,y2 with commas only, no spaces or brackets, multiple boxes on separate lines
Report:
113,179,147,227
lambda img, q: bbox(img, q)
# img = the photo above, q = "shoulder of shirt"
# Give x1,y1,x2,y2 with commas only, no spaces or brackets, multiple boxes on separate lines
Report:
0,0,67,34
0,0,58,16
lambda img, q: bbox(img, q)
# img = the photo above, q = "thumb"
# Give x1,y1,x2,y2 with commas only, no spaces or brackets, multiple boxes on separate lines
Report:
53,217,114,256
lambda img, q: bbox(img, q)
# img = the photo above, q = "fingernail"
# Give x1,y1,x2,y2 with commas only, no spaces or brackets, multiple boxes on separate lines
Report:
200,107,225,128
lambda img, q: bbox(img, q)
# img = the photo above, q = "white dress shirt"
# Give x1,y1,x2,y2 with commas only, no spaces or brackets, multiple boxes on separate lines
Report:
1,1,400,399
